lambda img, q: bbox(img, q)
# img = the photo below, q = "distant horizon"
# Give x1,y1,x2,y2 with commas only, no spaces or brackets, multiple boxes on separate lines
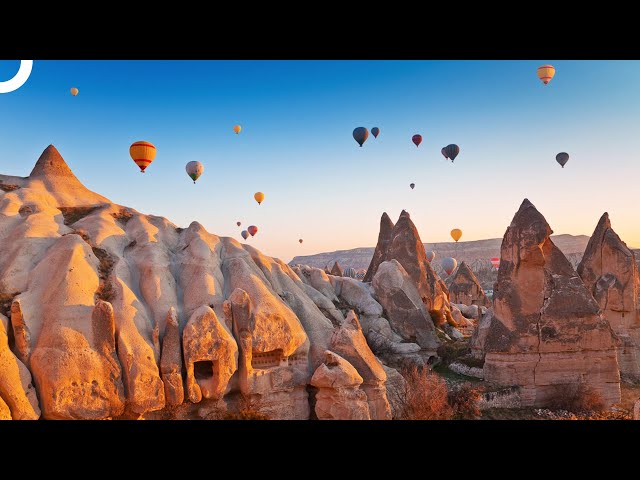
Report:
2,60,640,262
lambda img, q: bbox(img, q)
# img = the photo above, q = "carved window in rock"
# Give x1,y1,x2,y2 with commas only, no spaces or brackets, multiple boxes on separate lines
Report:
251,349,286,369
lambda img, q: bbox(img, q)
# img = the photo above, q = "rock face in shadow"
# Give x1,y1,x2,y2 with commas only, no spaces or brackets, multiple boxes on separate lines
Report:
577,213,640,382
447,261,491,307
372,260,440,351
160,307,184,406
364,210,454,327
483,199,621,407
363,212,395,283
331,261,344,277
311,350,370,420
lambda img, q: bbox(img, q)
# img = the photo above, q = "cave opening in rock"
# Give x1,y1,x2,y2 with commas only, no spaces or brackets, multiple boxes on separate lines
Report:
194,360,214,380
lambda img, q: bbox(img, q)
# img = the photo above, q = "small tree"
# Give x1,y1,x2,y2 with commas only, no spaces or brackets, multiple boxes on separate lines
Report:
390,366,453,420
447,383,482,419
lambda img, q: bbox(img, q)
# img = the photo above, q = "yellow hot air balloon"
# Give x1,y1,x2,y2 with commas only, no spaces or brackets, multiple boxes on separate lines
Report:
450,229,462,242
70,87,79,96
130,141,156,173
537,64,555,85
254,192,265,205
233,125,242,134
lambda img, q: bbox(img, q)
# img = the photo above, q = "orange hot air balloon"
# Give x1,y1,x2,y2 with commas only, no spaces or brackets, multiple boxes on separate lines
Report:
248,225,258,237
450,229,462,242
537,64,555,85
129,141,156,173
254,192,265,205
234,125,242,134
70,87,79,96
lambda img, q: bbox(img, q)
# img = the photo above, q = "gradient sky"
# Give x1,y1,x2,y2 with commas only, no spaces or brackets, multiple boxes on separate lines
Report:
1,60,639,262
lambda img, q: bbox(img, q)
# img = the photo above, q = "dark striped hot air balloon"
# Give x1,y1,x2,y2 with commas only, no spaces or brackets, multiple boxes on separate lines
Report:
556,152,569,168
130,141,156,173
412,134,422,147
410,183,415,190
371,127,380,139
443,144,460,162
353,127,369,147
343,267,357,278
241,230,249,240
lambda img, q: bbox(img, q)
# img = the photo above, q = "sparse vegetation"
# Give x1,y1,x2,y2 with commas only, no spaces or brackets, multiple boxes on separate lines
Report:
448,383,483,419
222,394,270,420
110,208,134,227
436,342,471,365
391,366,454,420
0,183,20,192
58,206,102,226
547,383,606,413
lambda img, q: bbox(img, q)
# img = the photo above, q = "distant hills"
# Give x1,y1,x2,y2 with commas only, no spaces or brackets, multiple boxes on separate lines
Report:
290,234,591,272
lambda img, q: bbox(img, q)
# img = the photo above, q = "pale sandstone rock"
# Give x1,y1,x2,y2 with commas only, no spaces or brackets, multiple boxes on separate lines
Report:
0,313,40,420
483,199,620,408
330,311,392,420
372,260,440,350
0,395,10,420
311,350,370,420
447,262,491,307
160,307,184,406
333,276,383,316
382,365,406,419
183,305,238,403
331,261,344,277
577,213,640,381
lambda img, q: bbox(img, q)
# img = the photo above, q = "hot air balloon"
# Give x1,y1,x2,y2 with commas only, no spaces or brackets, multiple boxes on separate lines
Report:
233,125,242,134
556,152,569,168
356,269,366,280
237,221,241,227
371,127,380,139
343,267,357,278
248,225,258,237
299,239,303,244
410,183,415,190
537,64,555,85
443,144,460,162
442,257,458,276
490,257,500,270
70,87,79,96
254,192,265,205
450,229,462,242
441,147,448,159
241,230,249,240
426,250,436,263
129,141,156,173
185,161,204,184
353,127,369,147
412,134,422,148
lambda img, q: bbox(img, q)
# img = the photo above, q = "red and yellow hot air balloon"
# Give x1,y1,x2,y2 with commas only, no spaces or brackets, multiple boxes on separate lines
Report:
490,257,500,270
234,125,242,134
129,141,156,173
537,64,555,85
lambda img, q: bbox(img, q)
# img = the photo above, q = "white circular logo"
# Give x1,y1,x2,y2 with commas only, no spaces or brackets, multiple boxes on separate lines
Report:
0,60,33,93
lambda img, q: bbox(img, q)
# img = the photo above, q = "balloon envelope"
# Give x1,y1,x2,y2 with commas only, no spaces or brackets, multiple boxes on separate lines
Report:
185,161,204,183
233,125,242,134
490,257,500,269
441,147,448,159
70,87,79,96
426,250,436,263
237,221,241,227
556,152,569,168
410,183,415,190
444,144,460,162
129,141,156,173
353,127,369,147
343,267,357,278
371,127,380,138
537,64,556,85
450,229,462,242
442,257,458,276
254,192,265,205
299,239,303,244
241,230,249,240
412,134,422,147
248,225,258,237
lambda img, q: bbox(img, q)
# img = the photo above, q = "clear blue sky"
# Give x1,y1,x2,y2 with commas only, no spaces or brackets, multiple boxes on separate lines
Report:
1,60,639,262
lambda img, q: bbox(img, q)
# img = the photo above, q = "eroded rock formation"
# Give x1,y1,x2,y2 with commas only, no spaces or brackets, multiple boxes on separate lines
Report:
482,199,621,407
577,213,640,382
447,261,491,307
